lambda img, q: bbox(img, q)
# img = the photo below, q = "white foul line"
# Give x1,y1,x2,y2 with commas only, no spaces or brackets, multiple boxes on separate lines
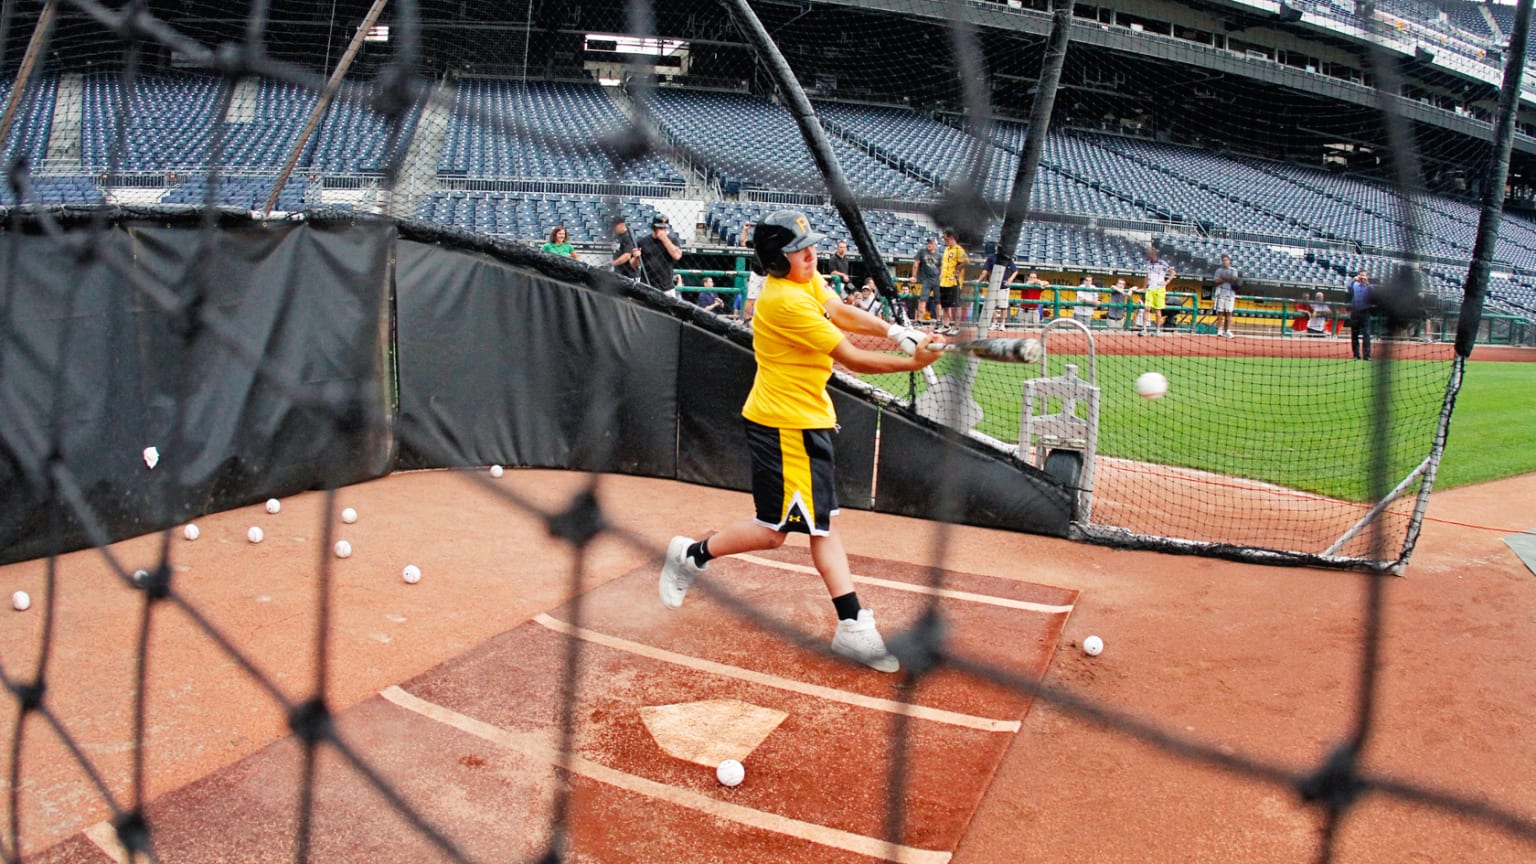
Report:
381,685,952,864
736,554,1074,615
533,614,1020,734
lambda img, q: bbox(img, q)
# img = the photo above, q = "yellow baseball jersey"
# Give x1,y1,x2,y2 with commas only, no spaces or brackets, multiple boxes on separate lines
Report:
742,273,844,429
940,244,967,286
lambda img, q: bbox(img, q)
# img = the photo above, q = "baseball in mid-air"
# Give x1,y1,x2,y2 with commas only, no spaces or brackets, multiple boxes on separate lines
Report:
341,507,358,524
182,523,200,541
489,464,504,478
1083,635,1104,656
11,591,30,612
247,526,264,544
265,498,281,514
334,540,353,559
716,759,745,787
402,564,422,584
1135,372,1168,400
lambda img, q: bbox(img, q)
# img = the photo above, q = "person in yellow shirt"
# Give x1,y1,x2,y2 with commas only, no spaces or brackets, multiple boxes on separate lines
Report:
659,210,945,672
937,228,968,335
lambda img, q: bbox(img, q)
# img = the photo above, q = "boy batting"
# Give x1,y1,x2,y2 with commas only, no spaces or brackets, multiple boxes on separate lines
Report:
659,210,946,672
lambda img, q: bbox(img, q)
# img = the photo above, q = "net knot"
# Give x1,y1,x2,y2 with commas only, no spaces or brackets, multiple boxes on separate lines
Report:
13,680,45,713
288,698,333,744
1298,742,1366,814
547,489,606,548
139,563,172,600
112,809,151,856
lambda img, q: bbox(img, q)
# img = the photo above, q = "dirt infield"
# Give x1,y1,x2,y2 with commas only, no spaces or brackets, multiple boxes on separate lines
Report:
5,470,1535,862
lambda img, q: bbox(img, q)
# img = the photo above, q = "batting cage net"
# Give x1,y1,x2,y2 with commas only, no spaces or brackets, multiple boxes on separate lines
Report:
3,0,1536,861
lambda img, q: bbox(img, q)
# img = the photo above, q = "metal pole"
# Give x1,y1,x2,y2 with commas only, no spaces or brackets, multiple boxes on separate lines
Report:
720,0,900,316
984,0,1073,327
1455,0,1531,358
261,0,390,215
0,0,58,159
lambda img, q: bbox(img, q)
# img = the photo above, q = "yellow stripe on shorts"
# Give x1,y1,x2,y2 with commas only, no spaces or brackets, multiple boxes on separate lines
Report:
778,428,814,527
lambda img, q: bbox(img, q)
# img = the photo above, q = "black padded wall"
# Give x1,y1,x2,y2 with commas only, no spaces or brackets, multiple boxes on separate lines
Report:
393,240,679,477
0,219,395,564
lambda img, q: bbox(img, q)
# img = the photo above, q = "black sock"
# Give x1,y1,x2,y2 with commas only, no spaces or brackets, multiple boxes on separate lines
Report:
832,592,862,621
686,539,713,568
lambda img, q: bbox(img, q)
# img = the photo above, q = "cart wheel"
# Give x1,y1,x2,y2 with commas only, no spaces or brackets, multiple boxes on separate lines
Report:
1044,449,1083,488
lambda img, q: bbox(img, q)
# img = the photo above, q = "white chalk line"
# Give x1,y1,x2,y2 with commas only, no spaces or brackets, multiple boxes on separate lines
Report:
736,553,1074,615
381,685,952,864
533,614,1020,734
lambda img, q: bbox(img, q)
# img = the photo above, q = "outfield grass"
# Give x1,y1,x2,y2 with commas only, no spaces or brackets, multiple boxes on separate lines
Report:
863,355,1535,502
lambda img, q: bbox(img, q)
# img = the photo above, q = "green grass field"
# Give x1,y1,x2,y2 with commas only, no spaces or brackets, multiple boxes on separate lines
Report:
864,355,1536,502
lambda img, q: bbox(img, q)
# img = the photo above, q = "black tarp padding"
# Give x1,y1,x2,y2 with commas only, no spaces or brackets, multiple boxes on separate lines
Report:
873,407,1074,536
2,212,1076,564
0,218,394,564
674,327,879,512
393,240,679,477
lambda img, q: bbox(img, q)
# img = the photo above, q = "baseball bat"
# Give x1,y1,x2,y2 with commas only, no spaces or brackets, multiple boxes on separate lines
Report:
923,337,1041,363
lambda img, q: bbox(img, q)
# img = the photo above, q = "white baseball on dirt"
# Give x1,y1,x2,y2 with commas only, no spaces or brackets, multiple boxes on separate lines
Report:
341,507,358,524
716,759,745,787
402,564,422,584
265,498,281,514
11,591,30,612
247,526,264,544
183,523,200,541
1083,635,1104,656
334,540,353,559
490,465,504,478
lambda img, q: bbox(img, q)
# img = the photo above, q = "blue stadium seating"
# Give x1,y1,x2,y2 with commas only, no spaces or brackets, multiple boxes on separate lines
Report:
1,76,55,173
648,89,930,199
413,192,666,244
441,80,681,186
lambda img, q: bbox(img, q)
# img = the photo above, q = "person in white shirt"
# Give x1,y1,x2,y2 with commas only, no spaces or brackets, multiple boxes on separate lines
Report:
1306,292,1331,337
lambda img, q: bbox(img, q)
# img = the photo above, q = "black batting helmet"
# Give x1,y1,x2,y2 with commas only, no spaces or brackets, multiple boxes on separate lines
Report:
752,210,826,277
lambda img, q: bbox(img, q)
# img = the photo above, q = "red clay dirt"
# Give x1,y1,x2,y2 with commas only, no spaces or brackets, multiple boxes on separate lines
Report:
5,468,1536,862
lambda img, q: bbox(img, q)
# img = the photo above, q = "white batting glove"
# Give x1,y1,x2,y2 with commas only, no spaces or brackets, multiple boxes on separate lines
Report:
886,324,925,355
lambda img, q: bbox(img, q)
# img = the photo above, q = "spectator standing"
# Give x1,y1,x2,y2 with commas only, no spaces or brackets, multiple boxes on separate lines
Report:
611,216,640,278
825,240,852,295
1107,278,1130,325
1138,247,1175,336
979,245,1020,328
638,215,684,293
1019,272,1050,325
1347,271,1372,359
1211,254,1241,338
1072,275,1100,319
1306,292,1331,337
910,238,942,325
541,225,580,261
938,229,968,335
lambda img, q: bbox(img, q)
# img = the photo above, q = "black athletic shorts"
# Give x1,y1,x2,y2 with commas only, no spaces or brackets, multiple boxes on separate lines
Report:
939,284,960,308
744,419,839,536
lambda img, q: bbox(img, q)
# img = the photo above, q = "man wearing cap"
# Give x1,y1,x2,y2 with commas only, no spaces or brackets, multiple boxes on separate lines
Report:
611,215,639,279
638,214,684,293
657,209,946,674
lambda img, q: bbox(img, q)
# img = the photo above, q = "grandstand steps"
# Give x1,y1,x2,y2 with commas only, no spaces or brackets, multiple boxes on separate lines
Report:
1481,3,1503,41
383,78,454,218
606,85,715,202
226,78,259,123
42,74,83,171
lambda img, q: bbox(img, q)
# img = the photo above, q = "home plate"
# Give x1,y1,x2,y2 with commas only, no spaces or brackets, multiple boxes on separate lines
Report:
640,699,789,767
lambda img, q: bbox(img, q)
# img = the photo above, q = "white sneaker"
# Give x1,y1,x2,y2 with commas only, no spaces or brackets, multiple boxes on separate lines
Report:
830,609,900,673
659,536,704,609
